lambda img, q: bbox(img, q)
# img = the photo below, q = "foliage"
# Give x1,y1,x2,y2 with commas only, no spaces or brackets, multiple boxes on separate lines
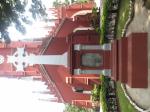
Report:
91,84,101,101
95,27,100,33
116,82,137,112
65,0,70,5
53,0,70,8
75,0,89,3
91,7,100,29
100,76,109,112
92,7,98,15
71,0,75,3
53,0,89,7
0,0,47,43
100,0,112,44
53,0,61,7
64,104,93,112
29,0,47,20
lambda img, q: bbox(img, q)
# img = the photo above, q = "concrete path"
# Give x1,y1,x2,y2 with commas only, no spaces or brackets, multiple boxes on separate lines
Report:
126,0,150,110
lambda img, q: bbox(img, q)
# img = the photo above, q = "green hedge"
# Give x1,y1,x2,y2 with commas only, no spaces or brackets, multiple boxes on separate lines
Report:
100,76,109,112
100,0,112,44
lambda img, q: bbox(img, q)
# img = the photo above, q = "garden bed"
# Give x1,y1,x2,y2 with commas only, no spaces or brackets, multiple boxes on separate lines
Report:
100,76,120,112
100,0,120,44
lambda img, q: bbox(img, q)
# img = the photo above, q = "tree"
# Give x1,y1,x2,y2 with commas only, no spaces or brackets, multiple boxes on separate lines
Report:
75,0,89,3
53,0,70,8
65,0,70,5
71,0,75,3
64,104,93,112
53,0,62,8
0,0,47,43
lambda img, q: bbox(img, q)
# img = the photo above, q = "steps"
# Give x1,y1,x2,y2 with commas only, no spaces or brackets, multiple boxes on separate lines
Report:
111,33,148,88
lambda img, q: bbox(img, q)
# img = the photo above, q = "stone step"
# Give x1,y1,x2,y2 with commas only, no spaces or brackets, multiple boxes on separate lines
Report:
127,33,148,88
118,37,128,83
111,33,148,88
111,40,119,81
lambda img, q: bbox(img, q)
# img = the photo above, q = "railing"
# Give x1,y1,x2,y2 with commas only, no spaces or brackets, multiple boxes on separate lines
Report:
72,100,92,107
66,76,99,85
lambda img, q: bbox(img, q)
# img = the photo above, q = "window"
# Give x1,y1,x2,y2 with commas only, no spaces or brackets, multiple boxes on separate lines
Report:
82,53,102,67
72,87,84,93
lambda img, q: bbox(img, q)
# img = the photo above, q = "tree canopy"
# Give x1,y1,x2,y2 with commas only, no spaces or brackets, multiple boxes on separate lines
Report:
53,0,70,8
52,0,90,8
0,0,47,43
64,104,94,112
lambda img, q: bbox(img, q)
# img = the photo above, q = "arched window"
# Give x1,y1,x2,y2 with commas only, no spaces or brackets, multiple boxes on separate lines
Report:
81,53,102,67
72,87,91,94
72,87,84,93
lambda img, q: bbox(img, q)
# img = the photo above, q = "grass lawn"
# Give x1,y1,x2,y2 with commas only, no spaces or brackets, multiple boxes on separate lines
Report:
116,82,137,112
116,0,130,38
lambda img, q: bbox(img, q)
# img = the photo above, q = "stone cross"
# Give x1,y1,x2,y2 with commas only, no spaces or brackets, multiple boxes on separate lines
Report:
7,48,67,71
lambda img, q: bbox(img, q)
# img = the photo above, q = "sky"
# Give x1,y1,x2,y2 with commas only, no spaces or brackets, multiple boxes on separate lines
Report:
1,1,65,112
0,77,65,112
0,0,100,112
8,0,57,41
7,0,74,41
8,0,100,41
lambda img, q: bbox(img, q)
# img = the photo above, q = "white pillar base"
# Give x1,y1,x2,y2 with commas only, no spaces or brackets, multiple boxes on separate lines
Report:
74,69,111,76
74,44,111,51
83,91,91,94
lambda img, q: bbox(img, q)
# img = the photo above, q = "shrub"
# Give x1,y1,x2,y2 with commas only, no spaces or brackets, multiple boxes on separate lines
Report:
100,0,113,44
91,84,101,101
100,76,109,112
91,7,100,29
64,104,90,112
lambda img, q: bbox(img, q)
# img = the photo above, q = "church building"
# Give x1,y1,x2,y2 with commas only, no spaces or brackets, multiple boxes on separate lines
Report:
0,0,148,108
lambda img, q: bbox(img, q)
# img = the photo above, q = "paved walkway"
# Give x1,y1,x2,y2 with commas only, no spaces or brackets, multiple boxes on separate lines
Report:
126,0,150,110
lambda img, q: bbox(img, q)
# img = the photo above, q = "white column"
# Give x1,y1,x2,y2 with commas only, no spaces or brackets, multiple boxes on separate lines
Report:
74,69,111,76
74,44,111,51
25,53,68,66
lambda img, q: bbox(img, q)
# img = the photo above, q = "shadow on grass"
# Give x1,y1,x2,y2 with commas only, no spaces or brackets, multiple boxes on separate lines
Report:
116,82,137,112
116,0,130,38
